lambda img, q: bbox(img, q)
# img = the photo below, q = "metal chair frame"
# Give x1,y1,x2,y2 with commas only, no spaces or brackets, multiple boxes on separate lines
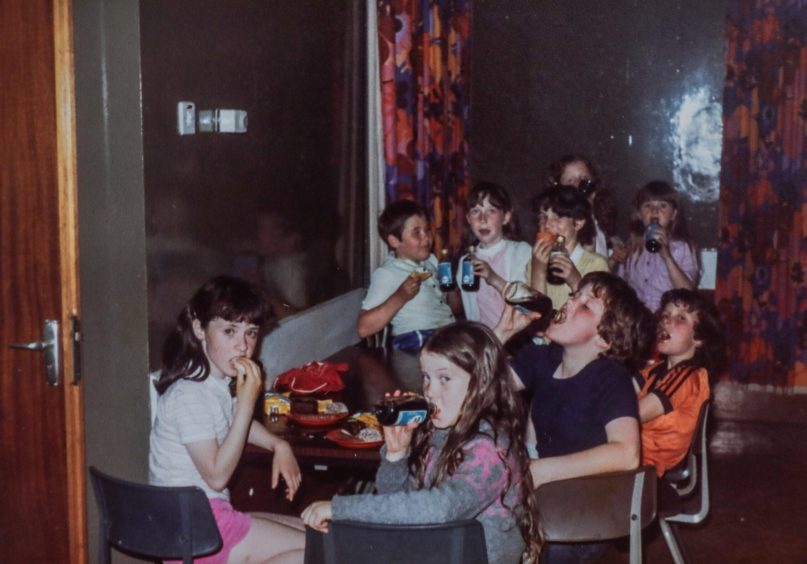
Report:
659,401,711,564
536,465,658,564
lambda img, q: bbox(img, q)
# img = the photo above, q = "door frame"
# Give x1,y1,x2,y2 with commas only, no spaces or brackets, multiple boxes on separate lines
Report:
55,0,84,561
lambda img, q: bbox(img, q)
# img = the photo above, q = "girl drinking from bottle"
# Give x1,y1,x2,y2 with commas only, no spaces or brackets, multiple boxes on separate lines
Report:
458,182,533,328
150,276,305,564
530,186,609,312
618,181,699,311
301,321,541,564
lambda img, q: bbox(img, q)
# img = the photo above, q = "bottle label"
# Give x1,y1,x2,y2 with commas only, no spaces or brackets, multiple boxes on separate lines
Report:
391,409,429,426
461,259,474,286
438,262,453,286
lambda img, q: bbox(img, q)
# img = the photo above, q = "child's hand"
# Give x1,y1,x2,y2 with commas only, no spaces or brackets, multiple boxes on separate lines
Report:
610,239,628,265
232,357,262,406
472,258,504,290
494,304,541,343
531,237,552,268
394,274,423,303
301,501,333,533
271,440,301,500
382,390,417,460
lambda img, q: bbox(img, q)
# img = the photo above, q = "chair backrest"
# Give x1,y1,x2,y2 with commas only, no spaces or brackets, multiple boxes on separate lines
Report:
304,519,489,564
536,466,657,564
89,466,222,564
664,400,710,498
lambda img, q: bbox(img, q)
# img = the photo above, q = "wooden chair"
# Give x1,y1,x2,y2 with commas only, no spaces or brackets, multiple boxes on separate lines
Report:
304,519,488,564
659,401,711,564
536,465,658,564
89,466,222,564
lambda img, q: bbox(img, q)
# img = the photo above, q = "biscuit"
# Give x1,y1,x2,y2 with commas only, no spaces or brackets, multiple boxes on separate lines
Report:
410,270,432,281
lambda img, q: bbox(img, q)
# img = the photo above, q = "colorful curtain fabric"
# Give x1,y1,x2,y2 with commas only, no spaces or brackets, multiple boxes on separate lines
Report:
719,1,807,388
376,0,472,253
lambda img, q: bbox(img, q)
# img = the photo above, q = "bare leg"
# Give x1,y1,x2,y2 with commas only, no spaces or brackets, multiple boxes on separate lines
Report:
251,511,307,532
228,514,305,564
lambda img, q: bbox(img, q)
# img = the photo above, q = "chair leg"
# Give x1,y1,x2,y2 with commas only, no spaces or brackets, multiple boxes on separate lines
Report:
659,519,689,564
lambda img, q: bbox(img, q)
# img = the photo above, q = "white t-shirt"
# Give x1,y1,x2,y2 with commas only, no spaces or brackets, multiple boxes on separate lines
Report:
149,374,234,500
362,254,455,336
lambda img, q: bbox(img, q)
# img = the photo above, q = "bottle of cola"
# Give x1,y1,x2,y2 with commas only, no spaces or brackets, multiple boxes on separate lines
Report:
437,248,456,292
460,246,479,291
373,394,432,426
547,235,567,285
645,219,662,253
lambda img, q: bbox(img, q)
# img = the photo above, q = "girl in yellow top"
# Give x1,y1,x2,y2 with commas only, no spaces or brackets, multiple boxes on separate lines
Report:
530,186,609,311
638,289,726,476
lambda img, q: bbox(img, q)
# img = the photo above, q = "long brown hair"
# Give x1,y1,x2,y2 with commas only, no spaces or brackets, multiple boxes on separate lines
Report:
411,321,542,560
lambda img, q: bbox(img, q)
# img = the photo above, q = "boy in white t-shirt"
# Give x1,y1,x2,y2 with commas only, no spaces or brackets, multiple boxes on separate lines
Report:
358,200,460,352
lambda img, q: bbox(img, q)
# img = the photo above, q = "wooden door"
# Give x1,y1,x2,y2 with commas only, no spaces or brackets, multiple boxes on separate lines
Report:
0,0,85,562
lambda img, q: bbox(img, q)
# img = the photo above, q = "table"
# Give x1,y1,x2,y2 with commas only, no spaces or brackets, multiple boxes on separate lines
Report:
229,343,423,513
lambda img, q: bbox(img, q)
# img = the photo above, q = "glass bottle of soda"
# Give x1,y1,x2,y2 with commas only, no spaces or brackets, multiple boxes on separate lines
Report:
645,218,662,253
547,235,567,285
437,248,456,291
460,246,479,291
503,281,556,332
373,394,431,426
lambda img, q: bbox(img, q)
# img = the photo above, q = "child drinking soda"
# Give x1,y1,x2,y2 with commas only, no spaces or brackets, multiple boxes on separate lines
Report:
459,182,533,328
638,289,726,476
358,200,458,352
618,181,699,311
301,321,541,564
150,276,304,564
530,186,609,312
495,271,654,563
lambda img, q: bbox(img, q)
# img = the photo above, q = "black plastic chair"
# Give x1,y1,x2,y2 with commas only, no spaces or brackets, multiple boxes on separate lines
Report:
536,465,658,564
89,466,222,564
304,519,489,564
659,400,711,564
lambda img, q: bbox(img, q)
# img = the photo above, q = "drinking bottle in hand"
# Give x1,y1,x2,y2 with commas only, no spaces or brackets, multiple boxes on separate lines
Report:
547,235,567,285
460,246,480,291
373,394,432,426
437,248,456,291
645,219,662,253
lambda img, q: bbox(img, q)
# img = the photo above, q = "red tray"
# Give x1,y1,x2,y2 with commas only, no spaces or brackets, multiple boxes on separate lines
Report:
325,429,384,449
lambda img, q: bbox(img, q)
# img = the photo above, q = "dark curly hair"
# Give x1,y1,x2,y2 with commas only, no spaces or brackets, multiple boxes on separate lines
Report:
409,321,542,561
658,289,727,381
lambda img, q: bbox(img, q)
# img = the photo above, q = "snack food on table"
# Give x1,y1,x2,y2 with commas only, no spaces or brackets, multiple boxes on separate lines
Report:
291,397,318,415
263,392,291,415
340,412,382,442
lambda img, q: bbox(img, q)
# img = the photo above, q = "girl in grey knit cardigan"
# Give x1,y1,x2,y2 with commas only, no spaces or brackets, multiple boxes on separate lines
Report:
301,321,541,564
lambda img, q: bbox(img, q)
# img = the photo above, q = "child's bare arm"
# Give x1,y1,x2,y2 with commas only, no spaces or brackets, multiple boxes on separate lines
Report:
357,276,423,337
638,393,665,423
528,416,640,488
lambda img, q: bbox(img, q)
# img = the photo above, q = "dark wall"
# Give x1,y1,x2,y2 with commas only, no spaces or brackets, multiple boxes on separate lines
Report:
140,0,366,367
471,0,727,247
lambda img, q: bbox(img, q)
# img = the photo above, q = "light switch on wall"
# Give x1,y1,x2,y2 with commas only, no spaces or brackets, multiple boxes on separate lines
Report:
177,101,196,135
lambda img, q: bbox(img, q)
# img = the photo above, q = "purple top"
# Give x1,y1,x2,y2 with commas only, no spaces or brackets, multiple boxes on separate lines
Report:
621,241,699,311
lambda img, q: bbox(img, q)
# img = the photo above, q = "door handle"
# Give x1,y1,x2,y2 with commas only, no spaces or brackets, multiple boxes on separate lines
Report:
8,319,60,386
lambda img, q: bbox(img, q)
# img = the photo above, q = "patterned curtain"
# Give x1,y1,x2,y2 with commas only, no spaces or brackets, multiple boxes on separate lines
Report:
376,0,472,253
719,1,807,388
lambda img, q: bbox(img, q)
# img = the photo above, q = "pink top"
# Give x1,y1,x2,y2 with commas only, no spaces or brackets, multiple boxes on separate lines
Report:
475,241,508,328
621,241,699,311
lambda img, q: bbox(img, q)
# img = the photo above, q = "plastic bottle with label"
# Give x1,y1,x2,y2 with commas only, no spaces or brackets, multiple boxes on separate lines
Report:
437,248,456,292
373,394,432,426
460,246,480,291
547,235,567,285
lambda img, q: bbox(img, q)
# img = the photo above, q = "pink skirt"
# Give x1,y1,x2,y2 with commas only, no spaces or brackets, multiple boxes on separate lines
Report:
166,498,251,564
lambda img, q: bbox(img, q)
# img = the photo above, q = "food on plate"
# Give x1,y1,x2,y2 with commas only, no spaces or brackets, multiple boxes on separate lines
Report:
339,412,383,443
290,397,318,415
263,392,291,415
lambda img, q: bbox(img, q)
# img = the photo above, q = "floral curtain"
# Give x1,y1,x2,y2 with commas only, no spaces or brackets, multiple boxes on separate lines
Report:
376,0,472,253
718,0,807,388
